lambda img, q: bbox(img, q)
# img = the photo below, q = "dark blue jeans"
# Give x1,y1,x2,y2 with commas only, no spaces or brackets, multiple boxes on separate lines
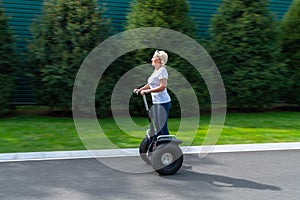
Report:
152,101,171,136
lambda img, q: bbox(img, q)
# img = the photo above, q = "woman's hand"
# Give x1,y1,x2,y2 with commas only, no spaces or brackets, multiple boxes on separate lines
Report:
133,84,151,95
133,88,140,94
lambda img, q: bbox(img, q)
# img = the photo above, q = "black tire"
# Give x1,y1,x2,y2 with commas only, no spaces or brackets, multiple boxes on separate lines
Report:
139,137,151,164
151,143,183,175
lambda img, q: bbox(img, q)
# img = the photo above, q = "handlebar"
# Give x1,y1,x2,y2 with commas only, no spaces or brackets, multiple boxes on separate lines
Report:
134,90,149,112
142,95,149,111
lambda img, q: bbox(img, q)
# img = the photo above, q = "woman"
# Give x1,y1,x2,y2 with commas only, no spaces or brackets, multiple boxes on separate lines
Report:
133,50,171,135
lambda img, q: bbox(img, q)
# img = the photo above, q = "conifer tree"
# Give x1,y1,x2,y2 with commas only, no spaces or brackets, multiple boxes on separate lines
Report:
125,0,205,116
210,0,282,110
28,0,110,109
280,0,300,104
126,0,196,36
0,2,17,115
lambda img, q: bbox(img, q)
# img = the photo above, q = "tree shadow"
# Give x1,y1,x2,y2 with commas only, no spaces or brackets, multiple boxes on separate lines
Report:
162,165,281,191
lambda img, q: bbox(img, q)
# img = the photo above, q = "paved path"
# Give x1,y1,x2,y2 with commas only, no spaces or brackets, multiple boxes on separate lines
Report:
1,149,299,200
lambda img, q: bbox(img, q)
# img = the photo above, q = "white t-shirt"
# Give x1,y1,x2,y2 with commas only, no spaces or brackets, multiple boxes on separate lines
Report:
148,67,171,104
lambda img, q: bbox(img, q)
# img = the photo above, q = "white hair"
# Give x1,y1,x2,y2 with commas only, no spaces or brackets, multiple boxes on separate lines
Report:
153,50,168,66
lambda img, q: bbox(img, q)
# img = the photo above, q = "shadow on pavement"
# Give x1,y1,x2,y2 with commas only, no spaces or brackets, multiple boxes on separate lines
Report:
162,165,282,191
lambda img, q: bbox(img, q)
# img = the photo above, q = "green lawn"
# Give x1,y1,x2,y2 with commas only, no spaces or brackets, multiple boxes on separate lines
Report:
0,110,300,153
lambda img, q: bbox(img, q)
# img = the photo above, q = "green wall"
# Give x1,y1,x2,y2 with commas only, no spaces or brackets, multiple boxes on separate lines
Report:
2,0,293,51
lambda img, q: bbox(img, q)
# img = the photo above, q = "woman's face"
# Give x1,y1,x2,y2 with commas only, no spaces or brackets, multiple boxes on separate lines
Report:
151,56,161,67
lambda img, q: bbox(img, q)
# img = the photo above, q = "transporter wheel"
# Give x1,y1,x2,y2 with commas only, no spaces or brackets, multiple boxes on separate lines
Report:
151,143,183,175
139,137,151,164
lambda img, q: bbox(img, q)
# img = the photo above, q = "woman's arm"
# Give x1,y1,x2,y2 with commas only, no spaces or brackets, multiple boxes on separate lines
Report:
141,79,167,95
139,84,151,90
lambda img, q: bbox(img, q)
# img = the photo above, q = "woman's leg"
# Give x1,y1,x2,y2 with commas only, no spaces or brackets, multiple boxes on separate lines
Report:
153,102,171,135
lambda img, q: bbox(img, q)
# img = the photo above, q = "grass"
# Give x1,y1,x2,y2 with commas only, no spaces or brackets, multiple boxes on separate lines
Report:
0,109,300,153
0,115,82,153
205,112,300,144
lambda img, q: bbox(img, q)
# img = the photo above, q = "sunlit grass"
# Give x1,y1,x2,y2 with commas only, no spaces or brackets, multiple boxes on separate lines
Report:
0,111,299,153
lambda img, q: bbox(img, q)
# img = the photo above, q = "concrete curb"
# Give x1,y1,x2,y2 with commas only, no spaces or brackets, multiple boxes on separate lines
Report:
1,142,300,163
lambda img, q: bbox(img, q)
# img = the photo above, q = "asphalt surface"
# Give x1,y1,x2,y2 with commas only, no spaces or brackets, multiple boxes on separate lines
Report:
0,150,299,200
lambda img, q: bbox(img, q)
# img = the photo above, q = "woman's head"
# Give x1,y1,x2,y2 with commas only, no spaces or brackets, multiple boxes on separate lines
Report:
152,50,168,67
